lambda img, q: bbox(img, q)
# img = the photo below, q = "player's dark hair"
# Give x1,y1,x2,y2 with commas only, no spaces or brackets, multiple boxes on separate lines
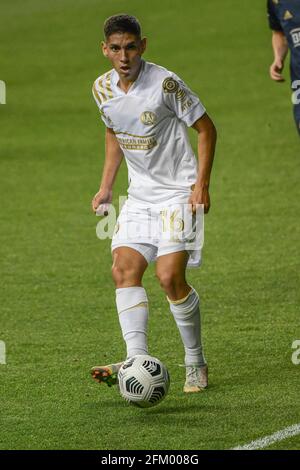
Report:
104,14,141,40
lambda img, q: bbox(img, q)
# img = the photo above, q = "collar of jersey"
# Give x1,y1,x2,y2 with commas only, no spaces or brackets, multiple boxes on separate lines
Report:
111,60,146,95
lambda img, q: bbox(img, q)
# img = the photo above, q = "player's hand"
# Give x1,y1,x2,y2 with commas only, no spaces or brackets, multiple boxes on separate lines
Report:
270,59,285,82
188,184,210,214
91,188,112,215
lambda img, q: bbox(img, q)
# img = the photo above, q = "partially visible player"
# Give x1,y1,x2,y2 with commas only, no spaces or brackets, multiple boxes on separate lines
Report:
90,14,217,393
267,0,300,134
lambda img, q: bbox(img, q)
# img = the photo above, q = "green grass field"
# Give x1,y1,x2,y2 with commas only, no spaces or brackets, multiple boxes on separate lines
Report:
1,0,300,450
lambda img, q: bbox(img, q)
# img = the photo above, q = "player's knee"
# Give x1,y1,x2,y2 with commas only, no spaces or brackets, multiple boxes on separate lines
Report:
111,263,129,285
156,270,182,293
111,263,140,287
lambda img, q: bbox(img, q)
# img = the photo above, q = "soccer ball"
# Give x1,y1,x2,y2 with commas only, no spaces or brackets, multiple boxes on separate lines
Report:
118,355,170,408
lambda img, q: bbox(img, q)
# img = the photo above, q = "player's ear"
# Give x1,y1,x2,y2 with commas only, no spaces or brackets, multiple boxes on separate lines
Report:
140,37,147,54
102,41,108,57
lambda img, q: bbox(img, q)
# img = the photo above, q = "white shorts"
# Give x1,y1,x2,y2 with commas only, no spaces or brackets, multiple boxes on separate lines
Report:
111,197,204,268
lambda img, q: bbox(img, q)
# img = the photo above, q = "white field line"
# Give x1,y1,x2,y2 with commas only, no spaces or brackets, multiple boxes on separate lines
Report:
232,423,300,450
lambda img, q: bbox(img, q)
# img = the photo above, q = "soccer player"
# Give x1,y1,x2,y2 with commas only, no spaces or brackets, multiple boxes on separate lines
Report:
90,14,217,393
267,0,300,135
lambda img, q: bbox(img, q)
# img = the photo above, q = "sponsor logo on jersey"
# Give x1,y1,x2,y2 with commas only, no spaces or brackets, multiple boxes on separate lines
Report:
163,77,179,93
175,88,187,102
140,111,157,125
163,77,191,110
290,28,300,48
116,133,157,151
283,10,293,20
181,99,193,112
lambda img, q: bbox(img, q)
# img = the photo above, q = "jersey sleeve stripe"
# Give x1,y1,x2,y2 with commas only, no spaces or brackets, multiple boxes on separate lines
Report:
93,71,114,105
97,77,109,103
92,82,103,107
105,71,114,99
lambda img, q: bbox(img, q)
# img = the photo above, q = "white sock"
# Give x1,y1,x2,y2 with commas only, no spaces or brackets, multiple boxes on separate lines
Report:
168,287,206,367
116,287,149,358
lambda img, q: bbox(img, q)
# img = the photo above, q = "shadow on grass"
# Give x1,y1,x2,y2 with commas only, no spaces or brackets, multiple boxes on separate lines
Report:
81,397,216,415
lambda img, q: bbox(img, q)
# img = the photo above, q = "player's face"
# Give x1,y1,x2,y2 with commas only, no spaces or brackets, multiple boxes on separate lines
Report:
102,33,146,82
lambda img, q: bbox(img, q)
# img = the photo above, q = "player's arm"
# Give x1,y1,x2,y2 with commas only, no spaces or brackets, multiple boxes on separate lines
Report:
92,127,123,213
267,0,288,82
270,31,288,82
189,113,217,214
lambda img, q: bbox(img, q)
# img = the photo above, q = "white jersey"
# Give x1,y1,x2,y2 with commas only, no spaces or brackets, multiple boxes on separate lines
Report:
92,60,206,205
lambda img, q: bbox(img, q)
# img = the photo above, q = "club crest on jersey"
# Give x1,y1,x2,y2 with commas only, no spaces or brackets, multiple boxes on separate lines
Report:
140,111,157,125
163,77,179,93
